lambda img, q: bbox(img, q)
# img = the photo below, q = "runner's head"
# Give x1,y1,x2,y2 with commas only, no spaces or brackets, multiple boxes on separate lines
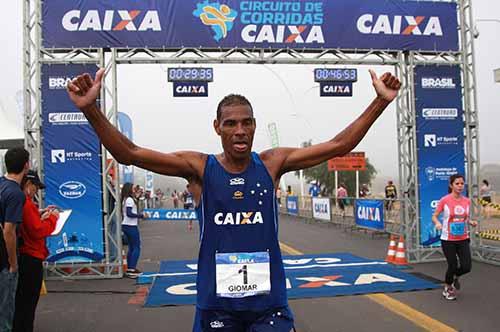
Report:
121,182,134,202
448,174,465,195
214,94,255,160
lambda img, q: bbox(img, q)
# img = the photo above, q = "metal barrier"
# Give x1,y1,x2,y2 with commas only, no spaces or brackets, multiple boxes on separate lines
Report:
280,195,405,237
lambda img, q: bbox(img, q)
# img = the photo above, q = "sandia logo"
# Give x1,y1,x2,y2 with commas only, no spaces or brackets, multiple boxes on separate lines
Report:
59,181,87,199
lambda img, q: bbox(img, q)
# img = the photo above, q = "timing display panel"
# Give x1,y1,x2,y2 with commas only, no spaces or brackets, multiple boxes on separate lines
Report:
314,68,357,82
168,68,214,82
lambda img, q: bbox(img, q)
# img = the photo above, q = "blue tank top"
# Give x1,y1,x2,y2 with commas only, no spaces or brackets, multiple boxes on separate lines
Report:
195,153,287,311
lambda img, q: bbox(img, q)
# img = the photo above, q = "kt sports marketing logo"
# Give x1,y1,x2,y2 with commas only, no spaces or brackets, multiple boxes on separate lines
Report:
423,134,458,148
59,181,87,199
51,149,93,163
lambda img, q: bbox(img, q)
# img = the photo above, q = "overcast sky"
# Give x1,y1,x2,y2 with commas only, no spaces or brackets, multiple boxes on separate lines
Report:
1,1,499,180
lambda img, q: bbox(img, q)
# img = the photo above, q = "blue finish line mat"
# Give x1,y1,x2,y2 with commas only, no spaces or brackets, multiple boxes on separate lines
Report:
144,253,440,307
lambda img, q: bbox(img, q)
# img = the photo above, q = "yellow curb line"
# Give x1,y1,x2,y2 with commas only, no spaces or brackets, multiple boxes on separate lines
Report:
279,241,458,332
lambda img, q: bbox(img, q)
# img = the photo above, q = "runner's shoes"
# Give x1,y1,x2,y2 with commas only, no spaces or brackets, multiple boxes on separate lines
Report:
442,286,457,301
453,276,461,290
126,268,143,279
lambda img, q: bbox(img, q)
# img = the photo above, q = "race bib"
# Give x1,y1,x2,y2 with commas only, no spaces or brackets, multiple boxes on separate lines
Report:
450,222,465,236
186,197,193,204
215,251,270,298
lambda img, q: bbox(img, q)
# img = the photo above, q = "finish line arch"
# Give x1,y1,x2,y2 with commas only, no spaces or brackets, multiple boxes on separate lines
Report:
22,0,493,279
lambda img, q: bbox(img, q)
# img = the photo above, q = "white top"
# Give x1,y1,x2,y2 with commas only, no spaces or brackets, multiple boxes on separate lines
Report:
480,184,492,198
122,197,139,226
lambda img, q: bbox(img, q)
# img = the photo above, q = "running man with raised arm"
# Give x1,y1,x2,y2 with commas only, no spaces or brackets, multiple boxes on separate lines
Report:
67,69,400,332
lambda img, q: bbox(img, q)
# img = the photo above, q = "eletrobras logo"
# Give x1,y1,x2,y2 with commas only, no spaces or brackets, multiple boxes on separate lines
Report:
48,112,88,125
422,108,458,120
62,9,161,31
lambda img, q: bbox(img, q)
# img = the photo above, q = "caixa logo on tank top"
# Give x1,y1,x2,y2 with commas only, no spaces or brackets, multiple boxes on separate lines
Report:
59,181,86,199
214,212,264,225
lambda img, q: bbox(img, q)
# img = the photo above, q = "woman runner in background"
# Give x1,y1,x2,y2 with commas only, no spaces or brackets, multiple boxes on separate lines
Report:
121,183,144,278
432,174,477,300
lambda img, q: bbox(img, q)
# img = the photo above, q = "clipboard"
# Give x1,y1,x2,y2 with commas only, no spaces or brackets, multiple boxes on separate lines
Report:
51,210,72,236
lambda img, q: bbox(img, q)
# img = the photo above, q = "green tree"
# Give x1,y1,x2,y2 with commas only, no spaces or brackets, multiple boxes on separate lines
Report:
295,140,377,197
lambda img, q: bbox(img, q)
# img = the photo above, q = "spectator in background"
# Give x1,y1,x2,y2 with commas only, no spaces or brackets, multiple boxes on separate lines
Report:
286,185,294,196
384,180,398,211
276,187,282,208
0,147,29,331
13,171,59,332
480,179,492,218
336,184,348,217
359,184,370,198
121,183,144,278
480,179,492,204
172,190,179,209
308,181,320,197
182,184,195,231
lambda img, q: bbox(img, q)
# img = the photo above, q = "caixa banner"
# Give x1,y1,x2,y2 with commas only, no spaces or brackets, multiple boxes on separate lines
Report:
414,65,465,247
43,0,458,52
312,197,331,221
41,64,105,263
355,199,384,231
144,209,198,221
286,196,299,215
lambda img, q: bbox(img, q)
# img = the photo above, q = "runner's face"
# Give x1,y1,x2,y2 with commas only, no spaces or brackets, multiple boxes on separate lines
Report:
214,105,255,159
450,178,464,195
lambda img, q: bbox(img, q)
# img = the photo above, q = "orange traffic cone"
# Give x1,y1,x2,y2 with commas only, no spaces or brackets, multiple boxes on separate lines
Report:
122,250,128,272
40,280,48,296
385,235,397,263
393,235,408,265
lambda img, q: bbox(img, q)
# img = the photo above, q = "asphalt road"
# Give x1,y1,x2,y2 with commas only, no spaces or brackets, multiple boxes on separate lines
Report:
36,214,500,332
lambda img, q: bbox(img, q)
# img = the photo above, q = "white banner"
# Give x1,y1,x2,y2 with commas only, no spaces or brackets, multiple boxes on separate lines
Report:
145,170,154,192
312,197,331,221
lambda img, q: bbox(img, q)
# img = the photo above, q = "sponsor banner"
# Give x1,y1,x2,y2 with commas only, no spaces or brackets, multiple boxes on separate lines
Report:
143,253,439,306
173,81,208,97
320,82,352,97
144,209,198,221
43,0,458,52
42,64,104,263
145,171,154,192
117,112,134,183
415,65,465,246
328,152,366,171
312,197,331,221
267,122,280,148
286,196,299,215
355,199,384,230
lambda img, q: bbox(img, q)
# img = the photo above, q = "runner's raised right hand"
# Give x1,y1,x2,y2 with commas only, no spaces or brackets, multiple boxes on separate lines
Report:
67,68,105,111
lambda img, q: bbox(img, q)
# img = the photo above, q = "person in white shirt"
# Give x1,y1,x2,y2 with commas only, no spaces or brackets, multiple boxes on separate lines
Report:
121,183,144,278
